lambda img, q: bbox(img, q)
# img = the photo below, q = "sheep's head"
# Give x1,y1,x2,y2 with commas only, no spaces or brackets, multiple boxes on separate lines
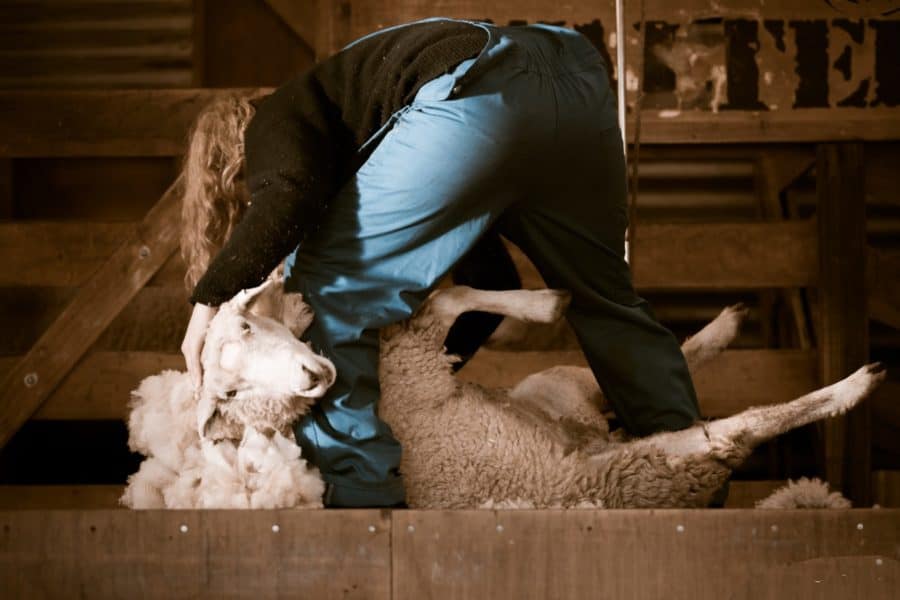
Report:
197,278,336,439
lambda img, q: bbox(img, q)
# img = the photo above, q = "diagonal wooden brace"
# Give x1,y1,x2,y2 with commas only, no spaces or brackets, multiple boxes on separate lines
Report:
0,177,182,449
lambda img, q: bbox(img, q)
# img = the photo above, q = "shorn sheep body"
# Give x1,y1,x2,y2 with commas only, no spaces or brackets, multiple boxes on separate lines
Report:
122,277,881,509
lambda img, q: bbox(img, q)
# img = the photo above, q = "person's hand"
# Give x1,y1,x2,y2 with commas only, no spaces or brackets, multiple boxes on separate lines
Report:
181,302,219,395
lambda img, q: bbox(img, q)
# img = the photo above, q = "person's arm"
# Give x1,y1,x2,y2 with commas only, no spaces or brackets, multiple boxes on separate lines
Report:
188,71,344,307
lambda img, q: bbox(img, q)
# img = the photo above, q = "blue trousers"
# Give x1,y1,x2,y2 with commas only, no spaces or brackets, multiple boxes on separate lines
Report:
286,18,701,507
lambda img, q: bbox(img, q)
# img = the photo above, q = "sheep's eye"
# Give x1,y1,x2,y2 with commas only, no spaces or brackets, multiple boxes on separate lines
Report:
225,389,237,399
241,321,251,333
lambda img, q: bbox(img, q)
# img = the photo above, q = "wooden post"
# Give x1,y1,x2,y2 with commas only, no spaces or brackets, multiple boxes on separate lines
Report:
0,159,11,219
816,143,870,506
0,180,182,449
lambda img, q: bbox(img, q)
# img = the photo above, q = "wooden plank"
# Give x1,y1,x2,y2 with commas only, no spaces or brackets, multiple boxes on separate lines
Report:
725,480,787,508
816,143,870,506
0,509,391,599
0,89,265,157
458,349,817,418
2,93,899,158
263,0,318,49
0,348,816,421
868,247,900,331
630,221,818,290
0,485,124,510
0,181,182,448
873,471,900,508
0,159,11,219
0,220,818,288
392,509,900,600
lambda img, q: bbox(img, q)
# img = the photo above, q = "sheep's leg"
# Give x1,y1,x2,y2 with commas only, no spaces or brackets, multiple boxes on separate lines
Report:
508,303,748,425
424,286,571,340
680,303,747,372
626,363,886,464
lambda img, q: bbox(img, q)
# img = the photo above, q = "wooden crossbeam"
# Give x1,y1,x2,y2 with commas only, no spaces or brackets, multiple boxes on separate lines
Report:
0,180,182,449
0,221,819,289
262,0,318,51
459,348,818,418
0,349,816,421
2,90,899,158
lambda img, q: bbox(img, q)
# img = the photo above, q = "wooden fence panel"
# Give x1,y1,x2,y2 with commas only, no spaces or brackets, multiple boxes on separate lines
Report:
392,509,900,600
1,91,899,158
0,220,819,289
0,348,816,421
0,509,391,599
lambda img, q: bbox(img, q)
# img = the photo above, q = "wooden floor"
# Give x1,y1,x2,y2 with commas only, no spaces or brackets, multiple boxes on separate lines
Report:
1,507,897,599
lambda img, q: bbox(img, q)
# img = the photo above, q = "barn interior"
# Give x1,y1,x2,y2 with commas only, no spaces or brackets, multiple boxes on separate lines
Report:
0,1,898,598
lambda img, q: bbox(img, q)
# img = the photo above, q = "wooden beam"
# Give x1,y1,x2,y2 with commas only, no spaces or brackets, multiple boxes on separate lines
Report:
873,471,900,508
1,221,818,289
459,349,817,418
0,485,124,510
391,509,900,599
0,89,266,158
868,247,900,331
0,509,392,599
263,0,318,49
0,159,11,219
2,91,898,158
0,348,816,421
724,480,786,508
629,221,818,290
816,143,870,506
0,180,182,448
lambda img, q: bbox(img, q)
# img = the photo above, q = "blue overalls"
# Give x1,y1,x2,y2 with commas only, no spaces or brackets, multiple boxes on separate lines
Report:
285,17,701,507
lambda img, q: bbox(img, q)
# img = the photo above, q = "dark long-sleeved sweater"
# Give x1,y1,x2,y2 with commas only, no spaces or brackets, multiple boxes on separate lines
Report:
189,19,489,306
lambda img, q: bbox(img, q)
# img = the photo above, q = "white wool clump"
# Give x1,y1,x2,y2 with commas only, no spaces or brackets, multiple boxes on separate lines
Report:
121,370,324,509
755,477,851,509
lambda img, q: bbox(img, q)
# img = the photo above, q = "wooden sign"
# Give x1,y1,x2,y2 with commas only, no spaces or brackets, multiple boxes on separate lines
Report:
318,1,899,133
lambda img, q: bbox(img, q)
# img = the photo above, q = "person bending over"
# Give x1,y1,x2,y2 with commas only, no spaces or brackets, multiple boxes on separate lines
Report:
180,17,701,508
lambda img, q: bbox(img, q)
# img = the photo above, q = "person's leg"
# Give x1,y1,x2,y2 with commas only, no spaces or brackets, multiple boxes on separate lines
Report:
285,42,551,507
498,27,701,437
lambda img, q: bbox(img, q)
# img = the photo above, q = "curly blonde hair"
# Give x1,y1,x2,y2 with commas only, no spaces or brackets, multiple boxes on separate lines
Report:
180,93,264,292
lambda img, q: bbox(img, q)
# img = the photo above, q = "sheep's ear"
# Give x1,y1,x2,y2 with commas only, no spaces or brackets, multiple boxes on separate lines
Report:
231,278,275,313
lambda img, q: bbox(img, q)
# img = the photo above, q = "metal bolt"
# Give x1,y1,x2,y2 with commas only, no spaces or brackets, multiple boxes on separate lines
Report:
138,245,151,259
23,372,38,387
876,558,883,566
407,524,415,533
770,524,779,533
676,524,685,533
496,524,504,533
856,523,864,531
367,525,376,533
271,524,280,533
179,524,188,533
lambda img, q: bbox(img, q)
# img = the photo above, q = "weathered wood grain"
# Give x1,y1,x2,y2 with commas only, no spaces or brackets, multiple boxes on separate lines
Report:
0,181,182,448
0,220,819,289
629,221,818,290
817,143,870,505
2,93,898,157
459,348,818,418
0,509,391,599
0,485,124,510
392,509,900,600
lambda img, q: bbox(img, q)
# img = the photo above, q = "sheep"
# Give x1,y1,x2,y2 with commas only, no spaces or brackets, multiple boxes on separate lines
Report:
121,282,332,509
122,277,885,509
